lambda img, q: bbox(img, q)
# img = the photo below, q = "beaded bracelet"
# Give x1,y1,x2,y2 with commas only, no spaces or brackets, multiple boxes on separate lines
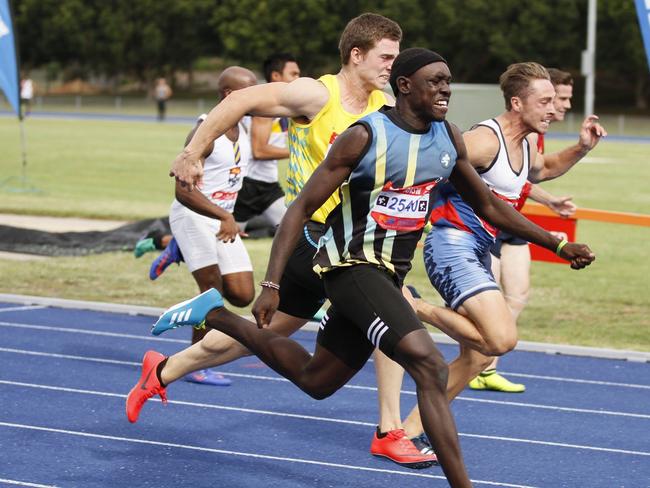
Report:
555,239,569,256
259,280,280,291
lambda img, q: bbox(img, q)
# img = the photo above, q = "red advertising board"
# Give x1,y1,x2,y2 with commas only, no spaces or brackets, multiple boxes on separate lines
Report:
522,213,577,264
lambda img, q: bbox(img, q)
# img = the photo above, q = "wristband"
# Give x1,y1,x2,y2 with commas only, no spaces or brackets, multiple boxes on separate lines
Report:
259,280,280,291
555,239,568,256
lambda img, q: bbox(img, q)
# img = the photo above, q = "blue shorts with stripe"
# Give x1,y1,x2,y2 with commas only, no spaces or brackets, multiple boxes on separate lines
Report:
423,226,499,310
317,264,426,371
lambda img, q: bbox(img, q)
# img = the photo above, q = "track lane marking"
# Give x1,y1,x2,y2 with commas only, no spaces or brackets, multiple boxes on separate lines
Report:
1,379,649,457
2,347,650,419
0,306,46,313
0,321,189,344
2,322,649,389
0,479,58,488
0,421,538,488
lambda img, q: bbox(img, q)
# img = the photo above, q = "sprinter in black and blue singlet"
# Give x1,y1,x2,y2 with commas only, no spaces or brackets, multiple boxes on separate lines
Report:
312,105,457,359
153,48,474,487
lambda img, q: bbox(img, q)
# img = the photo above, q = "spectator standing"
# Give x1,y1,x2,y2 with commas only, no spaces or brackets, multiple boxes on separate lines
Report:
154,78,173,121
20,75,34,116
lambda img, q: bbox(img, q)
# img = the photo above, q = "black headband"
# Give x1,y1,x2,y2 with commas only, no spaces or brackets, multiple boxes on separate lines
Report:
389,48,447,94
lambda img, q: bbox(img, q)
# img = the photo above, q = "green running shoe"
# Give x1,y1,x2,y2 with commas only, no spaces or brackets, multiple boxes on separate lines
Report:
468,370,525,393
134,237,156,258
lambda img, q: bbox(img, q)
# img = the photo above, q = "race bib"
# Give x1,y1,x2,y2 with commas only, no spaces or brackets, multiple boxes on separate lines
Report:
371,180,441,231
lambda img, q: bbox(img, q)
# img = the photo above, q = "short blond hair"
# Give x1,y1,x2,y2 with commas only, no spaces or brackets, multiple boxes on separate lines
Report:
499,62,550,110
338,13,402,65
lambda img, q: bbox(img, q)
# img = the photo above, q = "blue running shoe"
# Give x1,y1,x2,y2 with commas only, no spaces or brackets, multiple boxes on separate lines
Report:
151,288,224,336
149,237,183,280
184,369,232,386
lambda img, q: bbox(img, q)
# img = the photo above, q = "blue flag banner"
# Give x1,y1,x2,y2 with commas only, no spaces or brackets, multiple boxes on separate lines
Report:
0,0,20,117
636,0,650,71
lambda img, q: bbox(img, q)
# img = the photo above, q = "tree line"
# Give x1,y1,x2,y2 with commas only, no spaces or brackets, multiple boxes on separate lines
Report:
12,0,649,109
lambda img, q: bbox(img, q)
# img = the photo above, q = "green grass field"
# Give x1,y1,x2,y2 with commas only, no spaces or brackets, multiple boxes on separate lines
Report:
1,117,649,351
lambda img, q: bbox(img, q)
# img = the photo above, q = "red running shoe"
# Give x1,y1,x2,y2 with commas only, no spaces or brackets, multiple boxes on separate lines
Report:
370,428,437,469
126,350,168,423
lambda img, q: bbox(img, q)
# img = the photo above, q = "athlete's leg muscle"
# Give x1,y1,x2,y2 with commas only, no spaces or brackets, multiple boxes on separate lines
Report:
202,307,356,399
160,311,307,385
498,243,531,320
457,290,518,356
374,349,406,433
392,329,470,486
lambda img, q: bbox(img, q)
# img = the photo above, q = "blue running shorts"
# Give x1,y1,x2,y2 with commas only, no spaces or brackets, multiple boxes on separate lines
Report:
423,226,499,310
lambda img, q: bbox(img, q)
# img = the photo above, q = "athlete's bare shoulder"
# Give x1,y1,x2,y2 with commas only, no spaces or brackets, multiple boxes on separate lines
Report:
277,77,331,122
462,125,499,170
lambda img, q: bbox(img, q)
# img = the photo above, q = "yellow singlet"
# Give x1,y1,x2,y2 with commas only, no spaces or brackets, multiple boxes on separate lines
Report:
285,74,388,224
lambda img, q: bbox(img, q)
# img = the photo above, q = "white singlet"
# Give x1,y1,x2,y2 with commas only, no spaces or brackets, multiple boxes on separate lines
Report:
240,116,287,183
198,114,251,212
475,118,530,203
169,115,253,274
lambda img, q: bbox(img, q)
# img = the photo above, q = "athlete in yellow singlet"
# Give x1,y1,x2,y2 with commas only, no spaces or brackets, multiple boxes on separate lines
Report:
286,73,387,223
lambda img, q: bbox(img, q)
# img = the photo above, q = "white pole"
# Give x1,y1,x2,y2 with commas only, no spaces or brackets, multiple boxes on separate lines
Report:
582,0,597,117
19,118,28,184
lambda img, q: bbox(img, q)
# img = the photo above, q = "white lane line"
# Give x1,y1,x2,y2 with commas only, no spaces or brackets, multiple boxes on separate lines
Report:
2,321,649,390
0,321,189,344
1,347,649,420
0,421,537,488
1,379,649,457
0,347,141,367
495,372,650,390
0,479,59,488
458,433,650,457
0,306,46,313
452,395,650,419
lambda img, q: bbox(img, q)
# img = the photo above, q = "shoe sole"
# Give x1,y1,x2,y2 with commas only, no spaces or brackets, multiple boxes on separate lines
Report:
469,384,525,393
184,373,232,386
371,453,437,469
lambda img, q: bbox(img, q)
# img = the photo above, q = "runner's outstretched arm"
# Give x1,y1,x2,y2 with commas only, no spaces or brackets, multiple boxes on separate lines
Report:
529,115,606,182
171,79,329,190
447,124,595,269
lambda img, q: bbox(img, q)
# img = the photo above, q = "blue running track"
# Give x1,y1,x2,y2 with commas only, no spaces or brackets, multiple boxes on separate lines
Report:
0,301,649,488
